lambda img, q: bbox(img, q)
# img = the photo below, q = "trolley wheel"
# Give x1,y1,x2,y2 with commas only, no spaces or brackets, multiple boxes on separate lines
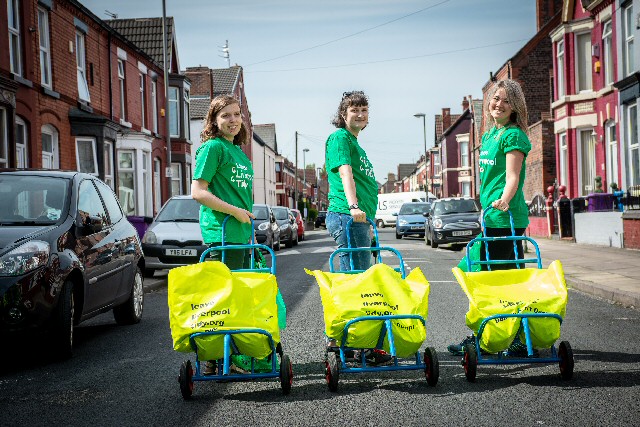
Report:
325,352,340,392
280,354,293,395
558,341,574,380
423,347,439,386
463,343,477,383
178,360,194,399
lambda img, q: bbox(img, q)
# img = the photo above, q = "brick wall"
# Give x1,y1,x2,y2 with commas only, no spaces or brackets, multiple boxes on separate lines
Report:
525,118,556,201
536,0,563,31
184,67,212,97
623,214,640,249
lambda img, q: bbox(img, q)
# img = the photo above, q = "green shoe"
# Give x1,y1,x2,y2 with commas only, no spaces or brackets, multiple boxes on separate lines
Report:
230,354,278,373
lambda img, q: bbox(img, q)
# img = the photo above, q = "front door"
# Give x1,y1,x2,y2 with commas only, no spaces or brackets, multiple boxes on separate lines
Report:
579,129,596,196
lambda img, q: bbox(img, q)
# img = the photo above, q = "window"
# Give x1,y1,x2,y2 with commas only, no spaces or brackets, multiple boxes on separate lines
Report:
95,179,123,224
142,151,151,215
461,181,470,197
8,0,22,76
78,179,108,227
117,60,126,121
76,31,90,102
628,103,639,186
139,73,146,129
602,20,613,86
433,152,441,175
623,4,635,78
153,158,161,213
185,164,192,195
76,138,98,175
118,151,136,215
171,162,182,195
41,124,59,169
184,89,190,140
169,87,179,137
104,141,114,189
151,80,158,133
37,7,52,88
1,108,8,167
575,33,592,93
605,121,618,189
579,128,596,196
556,40,565,98
559,132,568,187
460,141,469,167
15,116,27,168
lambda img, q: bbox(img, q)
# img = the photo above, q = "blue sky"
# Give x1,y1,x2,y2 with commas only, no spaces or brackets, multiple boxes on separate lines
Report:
81,0,537,181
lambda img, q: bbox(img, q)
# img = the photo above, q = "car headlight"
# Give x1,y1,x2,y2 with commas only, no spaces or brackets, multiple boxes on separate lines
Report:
433,218,443,228
142,230,157,244
0,240,50,276
474,222,481,228
281,223,290,229
258,222,268,231
398,219,408,225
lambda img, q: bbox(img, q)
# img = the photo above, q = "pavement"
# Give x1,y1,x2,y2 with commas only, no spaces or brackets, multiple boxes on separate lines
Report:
530,237,640,309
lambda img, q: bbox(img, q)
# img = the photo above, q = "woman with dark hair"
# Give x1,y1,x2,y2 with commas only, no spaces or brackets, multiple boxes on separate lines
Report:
324,91,391,365
448,79,532,356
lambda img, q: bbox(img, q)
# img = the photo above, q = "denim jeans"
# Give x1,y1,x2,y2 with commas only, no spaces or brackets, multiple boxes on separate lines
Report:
326,211,372,272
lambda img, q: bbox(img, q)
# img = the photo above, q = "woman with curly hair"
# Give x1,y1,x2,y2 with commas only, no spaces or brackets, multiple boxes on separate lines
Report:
191,94,255,270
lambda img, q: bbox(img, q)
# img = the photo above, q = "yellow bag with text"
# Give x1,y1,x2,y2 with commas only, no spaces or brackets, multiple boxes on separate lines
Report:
306,263,430,358
168,261,280,361
452,260,568,353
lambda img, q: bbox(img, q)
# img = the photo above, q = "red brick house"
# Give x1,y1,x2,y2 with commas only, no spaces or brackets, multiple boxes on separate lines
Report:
435,99,472,198
1,0,170,217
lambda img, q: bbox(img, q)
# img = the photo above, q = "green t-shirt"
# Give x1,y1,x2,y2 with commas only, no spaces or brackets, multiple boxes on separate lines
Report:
193,137,254,244
325,128,378,219
479,125,531,229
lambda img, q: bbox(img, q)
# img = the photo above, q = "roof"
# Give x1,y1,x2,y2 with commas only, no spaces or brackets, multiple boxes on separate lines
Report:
434,114,461,141
397,164,415,180
105,17,175,68
190,97,210,120
211,66,241,96
471,99,484,141
253,124,277,153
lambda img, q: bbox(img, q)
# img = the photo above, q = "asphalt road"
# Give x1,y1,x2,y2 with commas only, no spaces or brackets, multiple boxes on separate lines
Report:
1,228,639,426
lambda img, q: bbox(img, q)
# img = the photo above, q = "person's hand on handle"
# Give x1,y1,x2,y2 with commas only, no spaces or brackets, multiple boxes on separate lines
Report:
350,207,367,223
491,199,510,212
232,207,255,224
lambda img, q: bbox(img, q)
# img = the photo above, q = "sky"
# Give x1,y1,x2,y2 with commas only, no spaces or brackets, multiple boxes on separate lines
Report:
81,0,538,182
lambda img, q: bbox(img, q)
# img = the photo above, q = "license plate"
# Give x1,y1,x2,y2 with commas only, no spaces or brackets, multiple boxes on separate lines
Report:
165,249,197,256
452,230,473,236
411,226,423,230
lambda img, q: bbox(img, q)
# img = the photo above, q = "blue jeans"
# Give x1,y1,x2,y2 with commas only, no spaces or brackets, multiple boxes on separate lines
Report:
326,212,372,272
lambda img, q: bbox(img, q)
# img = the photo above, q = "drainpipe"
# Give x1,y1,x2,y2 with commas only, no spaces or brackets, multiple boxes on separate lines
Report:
162,1,172,199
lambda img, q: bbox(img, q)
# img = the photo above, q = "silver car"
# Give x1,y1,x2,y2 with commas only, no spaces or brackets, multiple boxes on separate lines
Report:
141,196,207,277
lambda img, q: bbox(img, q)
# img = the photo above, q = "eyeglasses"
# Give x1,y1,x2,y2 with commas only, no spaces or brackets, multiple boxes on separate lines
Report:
342,91,365,99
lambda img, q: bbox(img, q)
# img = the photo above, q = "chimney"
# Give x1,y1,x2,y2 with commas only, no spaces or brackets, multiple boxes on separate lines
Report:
442,108,451,131
184,66,213,98
536,0,563,32
462,97,469,112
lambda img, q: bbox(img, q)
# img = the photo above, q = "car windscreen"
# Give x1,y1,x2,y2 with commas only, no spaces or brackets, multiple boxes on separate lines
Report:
399,203,430,215
0,175,70,225
156,198,200,222
253,206,269,220
434,199,480,215
272,208,289,221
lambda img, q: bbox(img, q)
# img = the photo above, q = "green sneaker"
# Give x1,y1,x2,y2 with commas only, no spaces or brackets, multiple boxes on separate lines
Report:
230,354,278,373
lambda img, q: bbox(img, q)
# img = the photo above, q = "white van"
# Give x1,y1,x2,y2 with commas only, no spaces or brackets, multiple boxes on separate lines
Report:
375,191,436,228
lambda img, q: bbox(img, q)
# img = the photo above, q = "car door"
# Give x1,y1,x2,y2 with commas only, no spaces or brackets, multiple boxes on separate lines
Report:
75,179,122,313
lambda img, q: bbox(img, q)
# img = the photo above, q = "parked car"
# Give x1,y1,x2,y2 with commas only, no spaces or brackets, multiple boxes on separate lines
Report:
290,208,305,241
271,206,298,248
425,197,481,249
0,170,144,359
141,196,207,277
395,202,431,239
252,204,281,251
315,210,327,228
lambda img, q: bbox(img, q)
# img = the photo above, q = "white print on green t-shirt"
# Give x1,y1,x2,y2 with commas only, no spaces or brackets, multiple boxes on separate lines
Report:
231,163,251,189
359,155,375,178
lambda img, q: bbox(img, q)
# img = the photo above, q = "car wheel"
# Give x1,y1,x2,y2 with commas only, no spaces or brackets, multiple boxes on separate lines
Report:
113,267,144,325
395,230,402,239
430,232,438,249
285,232,293,248
425,229,431,245
50,279,75,360
376,219,385,229
293,233,299,246
144,268,155,278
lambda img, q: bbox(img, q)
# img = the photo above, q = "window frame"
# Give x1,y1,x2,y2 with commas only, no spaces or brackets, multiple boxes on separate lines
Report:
8,0,22,76
104,140,114,189
556,39,565,98
117,150,136,215
139,73,146,129
459,140,469,168
37,7,52,88
623,4,635,78
559,132,568,187
75,137,98,175
171,162,182,195
168,86,180,137
117,59,126,121
75,30,90,102
627,103,639,186
15,116,28,168
151,80,158,133
575,32,593,93
0,108,8,168
604,120,618,188
41,124,59,169
602,20,613,87
183,88,190,140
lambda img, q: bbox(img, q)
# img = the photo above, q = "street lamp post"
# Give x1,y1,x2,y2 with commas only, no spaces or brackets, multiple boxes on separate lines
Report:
414,113,427,192
302,148,309,217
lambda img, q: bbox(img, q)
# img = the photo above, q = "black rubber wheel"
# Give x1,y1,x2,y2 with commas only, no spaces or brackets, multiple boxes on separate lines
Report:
179,360,194,399
423,347,439,386
285,232,293,248
280,354,293,395
293,233,299,246
113,267,144,325
430,233,439,249
463,343,477,383
558,341,574,380
376,219,385,229
51,280,75,360
325,352,339,392
395,231,402,239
